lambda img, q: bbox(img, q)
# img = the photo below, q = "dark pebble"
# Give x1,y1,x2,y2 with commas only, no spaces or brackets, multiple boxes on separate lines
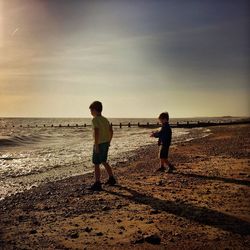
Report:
150,209,160,215
30,229,37,234
134,238,145,244
102,206,111,211
145,234,161,245
96,232,103,236
70,232,79,239
18,215,28,222
157,180,164,186
32,220,41,226
84,227,92,233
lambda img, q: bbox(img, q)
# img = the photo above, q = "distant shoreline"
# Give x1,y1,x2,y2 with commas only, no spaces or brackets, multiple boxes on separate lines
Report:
0,116,249,119
0,117,249,130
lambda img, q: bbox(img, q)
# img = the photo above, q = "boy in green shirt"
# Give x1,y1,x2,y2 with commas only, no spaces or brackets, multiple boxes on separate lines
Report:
89,101,116,191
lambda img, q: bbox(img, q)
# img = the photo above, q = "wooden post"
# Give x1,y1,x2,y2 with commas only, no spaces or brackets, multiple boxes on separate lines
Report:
84,124,86,127
128,122,131,128
59,124,62,127
76,124,78,127
120,123,122,128
147,122,149,127
138,122,140,127
67,124,70,127
44,124,46,127
51,124,53,127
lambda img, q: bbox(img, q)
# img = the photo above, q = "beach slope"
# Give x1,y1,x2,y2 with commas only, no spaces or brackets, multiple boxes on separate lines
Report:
0,125,249,249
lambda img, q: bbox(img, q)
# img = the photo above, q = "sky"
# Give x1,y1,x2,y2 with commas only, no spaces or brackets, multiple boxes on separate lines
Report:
0,0,249,118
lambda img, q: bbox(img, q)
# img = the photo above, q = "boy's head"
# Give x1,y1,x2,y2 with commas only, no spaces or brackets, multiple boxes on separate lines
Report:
89,101,102,117
158,112,169,124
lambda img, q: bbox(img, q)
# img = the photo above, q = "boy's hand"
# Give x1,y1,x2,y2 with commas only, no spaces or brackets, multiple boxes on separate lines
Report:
94,144,100,154
150,131,155,137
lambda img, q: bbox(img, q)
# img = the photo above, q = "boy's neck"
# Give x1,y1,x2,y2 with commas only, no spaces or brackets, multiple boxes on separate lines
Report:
94,113,102,117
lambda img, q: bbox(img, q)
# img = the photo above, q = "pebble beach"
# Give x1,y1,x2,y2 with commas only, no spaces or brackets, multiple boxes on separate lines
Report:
0,124,249,249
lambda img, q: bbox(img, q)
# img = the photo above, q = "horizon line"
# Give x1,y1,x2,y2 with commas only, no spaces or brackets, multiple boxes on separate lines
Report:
0,115,247,119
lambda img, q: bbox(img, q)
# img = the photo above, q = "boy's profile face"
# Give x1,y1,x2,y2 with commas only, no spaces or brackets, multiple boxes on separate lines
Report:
90,109,98,117
159,118,168,124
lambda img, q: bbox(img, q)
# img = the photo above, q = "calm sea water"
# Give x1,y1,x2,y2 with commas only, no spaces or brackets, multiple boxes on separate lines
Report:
0,117,241,200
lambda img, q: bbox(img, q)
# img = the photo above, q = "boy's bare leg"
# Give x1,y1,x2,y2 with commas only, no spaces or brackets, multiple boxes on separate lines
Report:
156,159,166,172
102,162,114,177
160,159,166,168
94,164,101,182
164,159,170,167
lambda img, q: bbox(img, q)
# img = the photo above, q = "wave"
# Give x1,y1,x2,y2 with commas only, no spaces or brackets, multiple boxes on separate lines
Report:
0,135,42,147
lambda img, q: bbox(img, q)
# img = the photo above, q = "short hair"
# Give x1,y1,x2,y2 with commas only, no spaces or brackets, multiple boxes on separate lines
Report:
158,112,169,121
89,101,103,112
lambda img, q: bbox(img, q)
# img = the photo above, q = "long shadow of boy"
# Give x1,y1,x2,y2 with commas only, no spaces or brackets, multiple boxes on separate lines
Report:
106,185,250,236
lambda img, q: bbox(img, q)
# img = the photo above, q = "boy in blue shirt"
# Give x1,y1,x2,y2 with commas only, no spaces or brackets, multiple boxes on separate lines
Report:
89,101,116,191
151,112,175,173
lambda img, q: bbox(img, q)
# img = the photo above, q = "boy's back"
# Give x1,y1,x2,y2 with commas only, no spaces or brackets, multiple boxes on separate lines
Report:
92,116,111,144
159,123,172,146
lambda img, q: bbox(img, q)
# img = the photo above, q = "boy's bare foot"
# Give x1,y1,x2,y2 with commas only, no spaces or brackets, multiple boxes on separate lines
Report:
89,182,102,191
105,176,116,186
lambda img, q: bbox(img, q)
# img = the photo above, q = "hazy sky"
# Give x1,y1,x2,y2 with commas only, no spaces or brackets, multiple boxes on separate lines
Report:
0,0,249,118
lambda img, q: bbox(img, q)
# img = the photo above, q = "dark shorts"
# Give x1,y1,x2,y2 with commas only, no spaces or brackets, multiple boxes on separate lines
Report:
159,145,170,159
92,142,110,165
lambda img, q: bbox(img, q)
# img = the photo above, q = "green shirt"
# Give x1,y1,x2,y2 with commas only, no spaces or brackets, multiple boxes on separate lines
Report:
92,115,111,144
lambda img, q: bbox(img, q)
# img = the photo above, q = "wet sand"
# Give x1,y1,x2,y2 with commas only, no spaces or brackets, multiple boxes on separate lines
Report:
0,125,249,250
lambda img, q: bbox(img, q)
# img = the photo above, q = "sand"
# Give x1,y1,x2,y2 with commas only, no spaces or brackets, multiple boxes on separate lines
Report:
0,124,249,250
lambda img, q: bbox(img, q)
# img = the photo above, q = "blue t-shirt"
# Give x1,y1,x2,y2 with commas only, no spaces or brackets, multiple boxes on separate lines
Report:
153,123,172,146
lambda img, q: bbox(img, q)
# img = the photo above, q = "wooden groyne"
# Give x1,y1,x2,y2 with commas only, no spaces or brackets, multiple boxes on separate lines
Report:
1,120,249,129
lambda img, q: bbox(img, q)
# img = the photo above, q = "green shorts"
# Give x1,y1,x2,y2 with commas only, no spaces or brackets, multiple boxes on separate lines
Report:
92,142,110,165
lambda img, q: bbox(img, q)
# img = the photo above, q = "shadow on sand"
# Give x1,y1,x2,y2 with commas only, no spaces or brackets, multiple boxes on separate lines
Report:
173,172,250,187
106,185,250,236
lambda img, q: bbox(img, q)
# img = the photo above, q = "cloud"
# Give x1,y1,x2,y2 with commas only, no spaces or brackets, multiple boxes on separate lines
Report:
0,0,249,117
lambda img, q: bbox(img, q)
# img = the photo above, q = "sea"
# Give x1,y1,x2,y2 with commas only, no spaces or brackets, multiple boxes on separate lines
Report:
0,117,242,200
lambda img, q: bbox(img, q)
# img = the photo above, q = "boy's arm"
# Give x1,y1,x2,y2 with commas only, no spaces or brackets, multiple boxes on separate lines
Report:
151,129,162,138
109,125,113,143
94,128,100,153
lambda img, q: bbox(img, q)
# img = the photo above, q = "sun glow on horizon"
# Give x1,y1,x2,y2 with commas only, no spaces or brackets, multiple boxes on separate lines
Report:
0,0,249,118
